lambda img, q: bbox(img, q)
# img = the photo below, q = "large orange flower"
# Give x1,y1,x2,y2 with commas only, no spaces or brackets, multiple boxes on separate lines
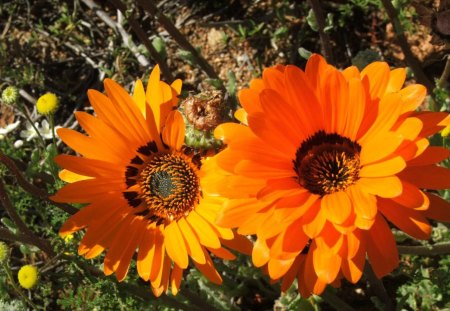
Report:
204,54,450,296
51,66,251,296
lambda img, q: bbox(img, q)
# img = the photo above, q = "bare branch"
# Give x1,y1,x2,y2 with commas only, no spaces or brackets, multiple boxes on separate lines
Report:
307,0,335,64
135,0,223,85
380,0,434,92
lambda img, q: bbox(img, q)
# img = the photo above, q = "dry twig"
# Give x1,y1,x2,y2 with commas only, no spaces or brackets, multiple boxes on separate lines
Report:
135,0,223,84
380,0,434,91
307,0,335,64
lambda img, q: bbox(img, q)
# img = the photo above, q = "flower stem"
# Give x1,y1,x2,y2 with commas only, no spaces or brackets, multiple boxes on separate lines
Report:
1,261,40,310
363,263,395,311
17,102,46,149
438,54,450,88
321,286,356,311
379,0,433,92
307,0,334,65
398,242,450,256
49,114,57,151
47,114,59,181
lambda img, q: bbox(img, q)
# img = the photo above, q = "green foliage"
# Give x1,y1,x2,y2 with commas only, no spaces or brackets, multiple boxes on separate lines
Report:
351,49,382,71
151,36,167,60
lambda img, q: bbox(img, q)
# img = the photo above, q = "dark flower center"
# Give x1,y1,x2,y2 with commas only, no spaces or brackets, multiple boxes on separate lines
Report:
149,171,175,198
294,131,361,196
123,145,201,224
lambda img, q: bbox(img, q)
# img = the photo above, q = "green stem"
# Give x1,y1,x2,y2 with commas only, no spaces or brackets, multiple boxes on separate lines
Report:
17,103,46,149
364,263,395,311
1,262,41,310
321,286,356,311
47,114,59,181
437,54,450,93
48,115,57,151
398,241,450,256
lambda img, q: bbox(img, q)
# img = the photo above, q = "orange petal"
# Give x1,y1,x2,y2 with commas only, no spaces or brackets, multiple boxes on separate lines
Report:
104,78,152,143
186,211,221,249
358,93,402,144
366,215,399,278
284,65,324,134
239,83,263,114
348,185,377,226
268,257,296,279
132,79,146,115
149,231,165,282
164,222,189,269
170,264,183,296
137,228,156,281
177,217,206,264
321,191,352,225
272,218,309,256
55,154,122,178
359,156,406,178
357,176,402,198
361,62,390,99
391,180,429,210
399,84,427,113
207,247,236,260
216,198,267,230
385,68,406,93
424,193,450,222
341,66,360,80
259,89,307,146
343,77,366,138
313,243,342,284
103,215,138,276
398,165,450,189
378,199,431,240
220,233,253,256
408,146,450,166
162,110,185,150
281,255,303,292
234,108,247,124
170,79,182,95
341,242,365,283
321,68,349,133
115,221,146,281
360,132,403,165
193,250,222,284
302,201,327,238
252,238,270,267
302,244,327,296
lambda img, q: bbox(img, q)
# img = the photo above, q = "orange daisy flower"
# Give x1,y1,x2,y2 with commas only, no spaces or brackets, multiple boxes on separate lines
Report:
51,66,251,296
204,54,450,296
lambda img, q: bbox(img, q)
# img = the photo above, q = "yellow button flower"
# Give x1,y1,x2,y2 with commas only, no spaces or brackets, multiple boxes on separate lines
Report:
1,86,18,105
18,265,38,289
36,93,58,115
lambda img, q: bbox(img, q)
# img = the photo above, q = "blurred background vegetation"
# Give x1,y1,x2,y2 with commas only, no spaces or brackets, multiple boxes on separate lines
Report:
0,0,450,310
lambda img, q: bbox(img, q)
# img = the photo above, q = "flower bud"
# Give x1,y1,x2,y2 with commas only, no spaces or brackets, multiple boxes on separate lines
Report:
36,93,58,115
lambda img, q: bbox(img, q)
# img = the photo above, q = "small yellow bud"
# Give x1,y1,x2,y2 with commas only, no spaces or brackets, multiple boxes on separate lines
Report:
18,265,39,289
442,124,450,138
0,242,9,262
2,86,19,105
36,93,58,115
63,234,73,244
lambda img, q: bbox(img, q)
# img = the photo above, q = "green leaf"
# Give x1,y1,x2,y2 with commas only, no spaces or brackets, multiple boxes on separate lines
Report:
1,217,18,234
298,47,313,60
151,37,167,59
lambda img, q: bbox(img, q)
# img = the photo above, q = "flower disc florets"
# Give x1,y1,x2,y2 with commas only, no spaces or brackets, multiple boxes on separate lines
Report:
1,86,18,105
36,93,58,115
18,265,39,289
